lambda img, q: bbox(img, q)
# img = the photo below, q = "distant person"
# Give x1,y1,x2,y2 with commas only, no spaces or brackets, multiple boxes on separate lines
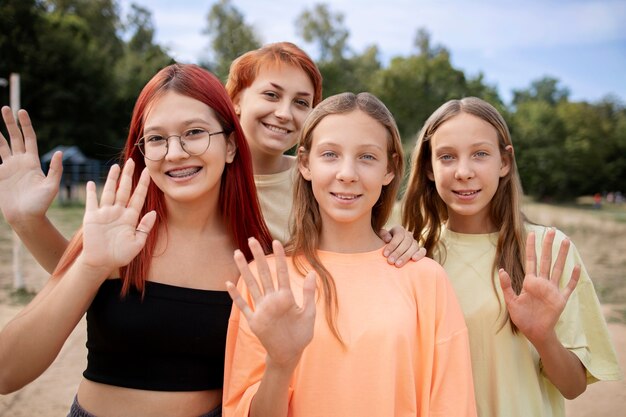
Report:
223,93,476,417
0,64,272,416
593,192,602,209
401,97,622,417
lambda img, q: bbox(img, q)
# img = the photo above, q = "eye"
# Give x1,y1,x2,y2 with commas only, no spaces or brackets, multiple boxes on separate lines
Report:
146,134,165,143
321,150,337,158
438,154,454,161
295,98,311,108
360,154,377,161
183,128,208,138
263,91,279,100
474,150,489,158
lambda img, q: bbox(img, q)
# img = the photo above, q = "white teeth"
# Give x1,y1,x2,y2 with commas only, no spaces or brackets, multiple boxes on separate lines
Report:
264,123,289,134
167,167,200,178
456,190,477,196
333,193,359,200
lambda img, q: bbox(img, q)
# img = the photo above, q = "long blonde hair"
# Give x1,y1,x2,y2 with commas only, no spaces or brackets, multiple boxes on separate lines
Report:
288,92,404,342
401,97,527,329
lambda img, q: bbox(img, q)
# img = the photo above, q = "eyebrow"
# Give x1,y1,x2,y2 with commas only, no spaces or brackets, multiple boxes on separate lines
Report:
269,82,312,97
144,118,215,132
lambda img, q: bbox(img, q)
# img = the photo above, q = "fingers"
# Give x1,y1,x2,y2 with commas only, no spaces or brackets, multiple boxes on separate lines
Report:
114,159,135,206
85,181,98,212
524,231,537,277
249,237,275,294
378,228,392,243
134,210,157,241
550,237,571,285
1,106,25,154
562,265,581,300
498,268,517,306
234,249,262,301
17,109,38,155
99,164,121,206
225,281,254,320
0,129,10,161
273,240,292,291
382,226,414,266
45,150,64,187
539,228,556,278
127,167,151,212
412,246,427,262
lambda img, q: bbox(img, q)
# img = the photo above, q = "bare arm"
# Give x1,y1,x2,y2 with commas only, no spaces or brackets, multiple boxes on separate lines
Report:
499,229,586,398
0,161,155,393
0,106,68,272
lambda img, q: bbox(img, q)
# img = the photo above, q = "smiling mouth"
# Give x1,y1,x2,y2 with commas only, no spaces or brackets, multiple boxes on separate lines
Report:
331,192,362,200
262,122,290,134
453,190,479,196
166,167,201,178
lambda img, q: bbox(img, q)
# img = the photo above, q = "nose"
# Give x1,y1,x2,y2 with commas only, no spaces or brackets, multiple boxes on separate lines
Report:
164,136,189,161
454,159,474,180
274,100,294,121
336,159,359,183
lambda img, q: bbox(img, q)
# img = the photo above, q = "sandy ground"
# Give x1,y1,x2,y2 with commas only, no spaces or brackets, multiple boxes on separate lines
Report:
0,202,624,416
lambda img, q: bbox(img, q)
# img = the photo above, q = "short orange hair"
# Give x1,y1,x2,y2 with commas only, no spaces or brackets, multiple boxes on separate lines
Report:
226,42,323,107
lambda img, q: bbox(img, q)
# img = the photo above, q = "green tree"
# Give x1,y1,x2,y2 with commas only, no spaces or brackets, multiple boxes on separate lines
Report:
295,3,349,62
202,0,260,81
512,76,570,106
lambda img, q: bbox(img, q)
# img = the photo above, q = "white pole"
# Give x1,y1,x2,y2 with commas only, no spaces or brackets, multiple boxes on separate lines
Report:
10,73,25,290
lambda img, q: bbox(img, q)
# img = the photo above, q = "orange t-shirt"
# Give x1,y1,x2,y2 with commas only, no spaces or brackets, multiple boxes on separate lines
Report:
223,249,476,417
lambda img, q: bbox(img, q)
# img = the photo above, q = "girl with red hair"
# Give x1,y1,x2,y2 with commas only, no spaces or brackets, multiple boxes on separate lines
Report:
0,64,271,416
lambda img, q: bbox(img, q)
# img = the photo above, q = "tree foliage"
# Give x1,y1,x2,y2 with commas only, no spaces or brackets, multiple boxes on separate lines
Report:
202,0,260,81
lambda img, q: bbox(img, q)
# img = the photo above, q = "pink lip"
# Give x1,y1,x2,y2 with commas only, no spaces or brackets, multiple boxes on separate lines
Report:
330,192,362,205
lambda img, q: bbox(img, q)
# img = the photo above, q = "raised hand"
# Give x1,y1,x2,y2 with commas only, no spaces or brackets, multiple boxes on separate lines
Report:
0,106,62,225
81,159,156,273
227,239,317,369
498,229,581,344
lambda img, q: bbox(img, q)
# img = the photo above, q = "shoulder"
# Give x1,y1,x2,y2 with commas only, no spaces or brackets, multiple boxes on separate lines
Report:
525,223,576,250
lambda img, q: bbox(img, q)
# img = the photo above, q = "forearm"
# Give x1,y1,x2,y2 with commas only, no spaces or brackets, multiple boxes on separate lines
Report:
532,331,587,399
250,358,297,417
10,214,68,274
0,256,107,393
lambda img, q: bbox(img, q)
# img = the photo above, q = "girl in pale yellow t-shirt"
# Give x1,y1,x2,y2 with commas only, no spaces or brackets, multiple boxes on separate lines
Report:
223,92,476,417
401,96,622,417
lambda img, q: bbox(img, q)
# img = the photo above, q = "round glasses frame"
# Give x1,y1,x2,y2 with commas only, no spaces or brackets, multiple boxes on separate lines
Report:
135,128,226,161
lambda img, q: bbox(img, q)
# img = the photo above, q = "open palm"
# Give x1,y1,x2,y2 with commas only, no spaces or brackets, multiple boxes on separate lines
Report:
499,229,581,344
227,239,317,368
81,160,156,272
0,107,62,223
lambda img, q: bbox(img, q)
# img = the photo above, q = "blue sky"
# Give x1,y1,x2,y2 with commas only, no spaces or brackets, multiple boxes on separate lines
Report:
121,0,626,105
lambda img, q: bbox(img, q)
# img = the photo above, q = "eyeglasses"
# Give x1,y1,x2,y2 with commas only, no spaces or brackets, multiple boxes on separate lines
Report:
135,128,225,161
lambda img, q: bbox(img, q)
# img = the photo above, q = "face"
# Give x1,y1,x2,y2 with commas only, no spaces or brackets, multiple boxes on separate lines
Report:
234,64,315,158
300,110,395,232
428,112,511,233
142,91,236,205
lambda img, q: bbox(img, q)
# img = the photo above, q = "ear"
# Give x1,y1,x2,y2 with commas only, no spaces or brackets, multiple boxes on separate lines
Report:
297,146,312,181
500,145,513,177
225,133,237,163
232,95,242,116
383,153,398,186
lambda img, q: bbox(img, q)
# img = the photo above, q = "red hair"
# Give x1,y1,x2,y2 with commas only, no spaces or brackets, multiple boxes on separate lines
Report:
225,42,323,107
53,64,272,294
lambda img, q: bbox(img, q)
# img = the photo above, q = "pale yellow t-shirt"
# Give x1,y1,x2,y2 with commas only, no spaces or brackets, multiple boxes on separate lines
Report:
223,250,477,417
254,166,296,244
439,224,622,417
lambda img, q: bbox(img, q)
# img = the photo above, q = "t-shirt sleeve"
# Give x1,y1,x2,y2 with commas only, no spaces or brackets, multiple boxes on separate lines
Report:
537,227,623,384
222,275,269,417
430,264,478,417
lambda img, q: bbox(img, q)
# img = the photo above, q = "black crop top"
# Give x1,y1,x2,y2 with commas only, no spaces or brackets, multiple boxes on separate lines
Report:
84,279,232,391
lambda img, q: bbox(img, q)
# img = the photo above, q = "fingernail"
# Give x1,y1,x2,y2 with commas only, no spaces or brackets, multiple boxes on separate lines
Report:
383,250,390,257
388,257,395,263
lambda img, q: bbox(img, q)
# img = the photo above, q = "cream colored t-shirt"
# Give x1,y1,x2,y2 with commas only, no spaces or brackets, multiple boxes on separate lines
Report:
439,224,622,417
254,166,296,244
224,250,476,417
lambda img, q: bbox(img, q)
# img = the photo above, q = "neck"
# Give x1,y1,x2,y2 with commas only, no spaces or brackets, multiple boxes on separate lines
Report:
163,193,224,235
252,153,295,175
446,212,497,234
318,216,383,253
